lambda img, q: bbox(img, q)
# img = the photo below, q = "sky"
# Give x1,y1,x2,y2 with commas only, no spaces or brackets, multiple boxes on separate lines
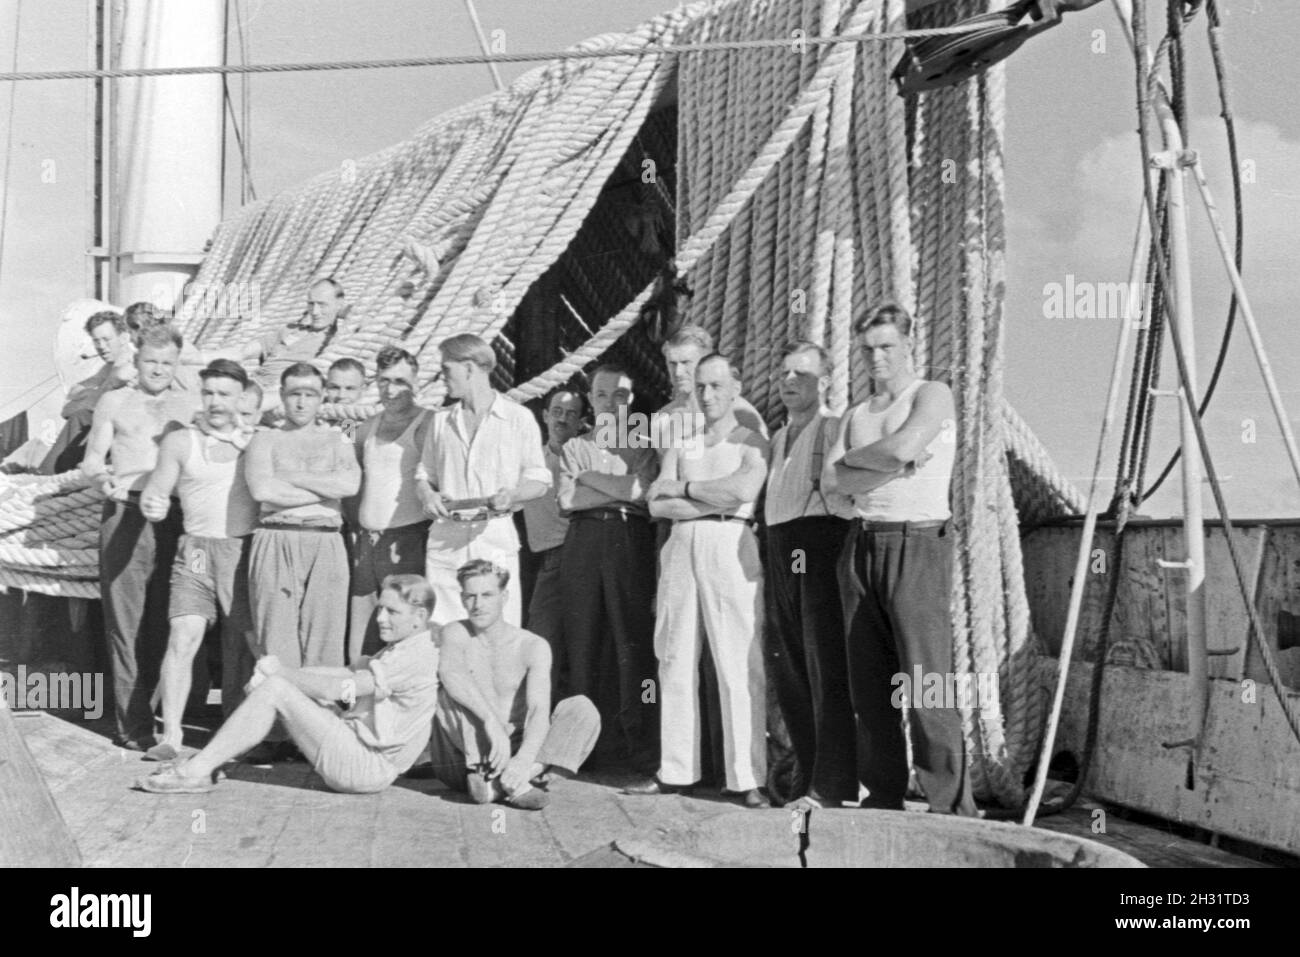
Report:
0,0,1296,518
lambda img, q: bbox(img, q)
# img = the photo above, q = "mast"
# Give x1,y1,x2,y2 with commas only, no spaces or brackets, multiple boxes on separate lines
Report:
109,0,224,309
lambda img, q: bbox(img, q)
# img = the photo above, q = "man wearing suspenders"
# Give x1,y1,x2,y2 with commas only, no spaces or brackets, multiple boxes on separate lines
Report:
763,341,858,809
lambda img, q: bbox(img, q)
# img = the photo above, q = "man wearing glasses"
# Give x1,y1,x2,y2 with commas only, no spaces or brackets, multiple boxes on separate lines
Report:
348,347,432,662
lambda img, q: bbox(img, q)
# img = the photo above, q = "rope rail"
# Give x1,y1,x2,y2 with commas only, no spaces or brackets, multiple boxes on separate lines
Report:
0,23,1002,84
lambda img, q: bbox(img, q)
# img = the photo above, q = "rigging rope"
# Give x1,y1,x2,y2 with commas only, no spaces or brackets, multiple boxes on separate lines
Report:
0,0,22,292
0,23,1018,84
1139,0,1243,505
1129,0,1300,750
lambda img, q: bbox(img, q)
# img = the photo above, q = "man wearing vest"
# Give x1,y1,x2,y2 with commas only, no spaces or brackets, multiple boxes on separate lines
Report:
139,360,261,762
764,341,858,809
830,304,976,816
349,347,432,662
631,354,770,808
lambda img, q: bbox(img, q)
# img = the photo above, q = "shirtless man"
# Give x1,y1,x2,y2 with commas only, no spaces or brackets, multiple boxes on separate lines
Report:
244,362,360,683
627,354,770,807
349,347,431,662
428,559,601,811
82,326,200,748
136,574,440,795
139,360,260,762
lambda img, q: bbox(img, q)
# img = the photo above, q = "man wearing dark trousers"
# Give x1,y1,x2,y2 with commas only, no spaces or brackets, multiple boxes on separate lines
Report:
830,303,975,816
82,326,200,749
520,388,584,647
763,341,857,809
557,364,659,770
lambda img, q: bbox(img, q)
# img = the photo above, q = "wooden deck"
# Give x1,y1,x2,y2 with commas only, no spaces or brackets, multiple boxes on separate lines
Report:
11,709,1274,868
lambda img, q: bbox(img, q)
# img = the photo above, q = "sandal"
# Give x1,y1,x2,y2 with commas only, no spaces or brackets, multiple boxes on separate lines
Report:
135,767,218,794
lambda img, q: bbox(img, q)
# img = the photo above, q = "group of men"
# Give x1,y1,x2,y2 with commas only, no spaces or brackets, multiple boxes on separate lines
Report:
77,276,974,817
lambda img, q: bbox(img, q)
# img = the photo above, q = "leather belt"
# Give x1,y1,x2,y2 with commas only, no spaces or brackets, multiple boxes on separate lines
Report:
259,523,341,533
680,514,755,527
857,519,947,534
571,507,648,523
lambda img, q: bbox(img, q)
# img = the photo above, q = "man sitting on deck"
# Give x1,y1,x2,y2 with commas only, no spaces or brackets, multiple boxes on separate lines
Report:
136,574,440,795
423,559,601,811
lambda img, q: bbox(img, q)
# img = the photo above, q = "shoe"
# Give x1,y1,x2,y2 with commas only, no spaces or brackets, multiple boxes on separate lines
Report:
113,736,150,752
135,767,217,794
622,777,695,796
505,786,550,811
466,770,499,805
142,742,198,763
722,787,771,809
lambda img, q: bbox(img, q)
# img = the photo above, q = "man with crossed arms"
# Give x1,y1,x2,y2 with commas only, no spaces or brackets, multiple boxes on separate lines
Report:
628,354,770,808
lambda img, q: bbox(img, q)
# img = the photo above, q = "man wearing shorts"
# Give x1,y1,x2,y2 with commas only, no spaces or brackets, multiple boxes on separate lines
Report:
139,360,261,763
136,574,440,795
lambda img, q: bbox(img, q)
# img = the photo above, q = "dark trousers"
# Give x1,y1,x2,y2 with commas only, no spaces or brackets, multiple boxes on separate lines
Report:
764,517,857,803
349,520,431,660
525,546,564,645
560,512,658,763
99,495,181,742
839,521,975,815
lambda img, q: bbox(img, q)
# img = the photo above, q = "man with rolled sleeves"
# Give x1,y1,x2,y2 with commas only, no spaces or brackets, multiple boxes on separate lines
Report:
628,354,769,808
830,303,975,816
764,341,857,808
557,364,659,768
519,387,584,646
416,333,550,627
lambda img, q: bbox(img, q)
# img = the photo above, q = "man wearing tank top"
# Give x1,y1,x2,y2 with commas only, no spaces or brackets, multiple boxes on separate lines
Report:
349,347,433,661
829,303,976,816
139,360,261,762
628,354,770,809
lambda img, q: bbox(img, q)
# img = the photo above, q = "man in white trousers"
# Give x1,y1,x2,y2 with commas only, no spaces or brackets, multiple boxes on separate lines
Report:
416,333,550,627
627,354,770,808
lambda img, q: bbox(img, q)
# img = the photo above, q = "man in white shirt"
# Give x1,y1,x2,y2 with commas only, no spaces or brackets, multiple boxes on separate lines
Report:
519,388,584,648
137,574,440,795
557,364,660,770
764,341,857,808
416,333,550,627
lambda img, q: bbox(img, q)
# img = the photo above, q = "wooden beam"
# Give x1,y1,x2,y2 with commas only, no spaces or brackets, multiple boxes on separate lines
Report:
1053,662,1300,855
0,706,82,867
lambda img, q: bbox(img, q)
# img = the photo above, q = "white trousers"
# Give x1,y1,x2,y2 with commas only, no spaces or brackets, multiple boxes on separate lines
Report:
655,520,767,791
424,520,522,627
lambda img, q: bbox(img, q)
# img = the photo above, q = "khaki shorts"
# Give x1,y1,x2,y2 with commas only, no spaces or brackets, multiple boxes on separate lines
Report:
168,534,252,629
